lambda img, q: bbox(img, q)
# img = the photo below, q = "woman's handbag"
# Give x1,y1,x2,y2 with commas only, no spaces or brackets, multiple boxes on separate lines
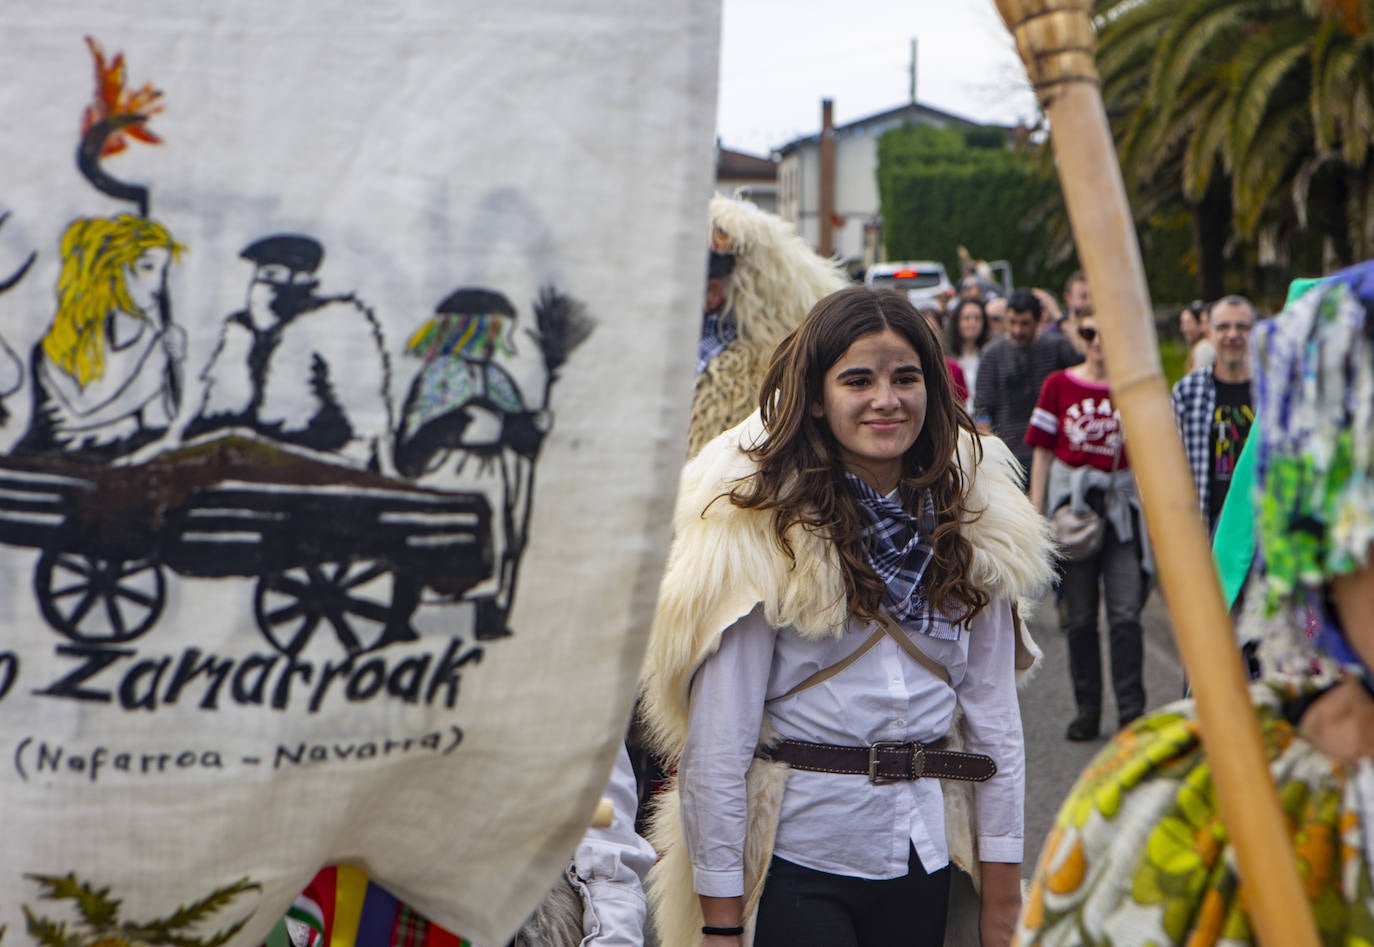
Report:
1050,503,1105,562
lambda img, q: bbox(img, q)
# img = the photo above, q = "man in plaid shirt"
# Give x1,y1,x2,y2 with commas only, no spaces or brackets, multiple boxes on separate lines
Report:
1170,295,1257,534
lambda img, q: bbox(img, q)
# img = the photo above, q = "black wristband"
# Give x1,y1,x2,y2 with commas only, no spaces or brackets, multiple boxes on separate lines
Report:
702,925,745,936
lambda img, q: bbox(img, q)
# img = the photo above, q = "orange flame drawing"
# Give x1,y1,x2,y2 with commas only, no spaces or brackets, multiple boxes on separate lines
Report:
80,36,164,158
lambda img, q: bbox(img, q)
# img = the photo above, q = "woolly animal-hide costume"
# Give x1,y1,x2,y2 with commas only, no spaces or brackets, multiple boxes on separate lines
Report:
687,196,848,457
640,412,1055,947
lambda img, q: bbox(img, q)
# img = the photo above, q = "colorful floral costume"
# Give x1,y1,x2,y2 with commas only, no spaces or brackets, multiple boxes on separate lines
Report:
1017,264,1374,946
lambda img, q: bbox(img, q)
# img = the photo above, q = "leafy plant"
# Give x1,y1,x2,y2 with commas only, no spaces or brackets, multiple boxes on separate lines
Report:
23,873,260,947
876,125,1076,294
1092,0,1374,295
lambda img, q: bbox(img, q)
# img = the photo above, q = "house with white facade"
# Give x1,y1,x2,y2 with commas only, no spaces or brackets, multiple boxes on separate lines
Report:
715,143,778,214
777,100,979,272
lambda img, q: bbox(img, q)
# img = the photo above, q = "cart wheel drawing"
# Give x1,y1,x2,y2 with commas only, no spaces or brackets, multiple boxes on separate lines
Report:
35,550,167,644
254,559,420,657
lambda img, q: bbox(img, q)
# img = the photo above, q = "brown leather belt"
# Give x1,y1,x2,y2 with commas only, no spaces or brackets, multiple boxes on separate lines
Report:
760,738,997,784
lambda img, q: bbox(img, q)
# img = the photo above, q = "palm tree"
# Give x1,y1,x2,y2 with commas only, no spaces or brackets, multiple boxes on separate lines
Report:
1097,0,1236,296
1091,0,1374,295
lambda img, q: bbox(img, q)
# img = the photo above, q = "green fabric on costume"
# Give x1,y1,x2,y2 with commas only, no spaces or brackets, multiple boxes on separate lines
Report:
1210,276,1325,610
1253,281,1374,614
1213,434,1258,610
1285,276,1326,305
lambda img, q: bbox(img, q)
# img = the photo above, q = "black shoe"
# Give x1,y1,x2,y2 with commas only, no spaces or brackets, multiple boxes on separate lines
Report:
1066,713,1100,741
1118,712,1142,731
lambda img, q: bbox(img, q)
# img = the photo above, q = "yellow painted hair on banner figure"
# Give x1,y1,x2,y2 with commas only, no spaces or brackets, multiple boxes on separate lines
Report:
44,213,182,388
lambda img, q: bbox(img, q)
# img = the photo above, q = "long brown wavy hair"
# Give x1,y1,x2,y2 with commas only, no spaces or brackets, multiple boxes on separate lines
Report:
729,286,989,626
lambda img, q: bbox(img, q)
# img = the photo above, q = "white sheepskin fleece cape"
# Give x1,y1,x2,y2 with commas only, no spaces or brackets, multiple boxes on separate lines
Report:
640,412,1055,947
686,195,848,457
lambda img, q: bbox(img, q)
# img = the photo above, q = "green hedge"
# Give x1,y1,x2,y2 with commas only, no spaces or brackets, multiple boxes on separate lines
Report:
877,125,1198,306
877,126,1071,291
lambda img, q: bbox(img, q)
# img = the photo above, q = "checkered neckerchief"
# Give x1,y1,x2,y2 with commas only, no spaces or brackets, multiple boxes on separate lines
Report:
697,309,738,374
844,472,960,640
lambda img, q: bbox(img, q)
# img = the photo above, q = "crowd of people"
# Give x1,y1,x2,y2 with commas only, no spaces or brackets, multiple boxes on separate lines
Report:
659,255,1297,946
1016,266,1374,945
912,273,1262,746
601,248,1275,946
673,249,1374,947
269,192,1370,947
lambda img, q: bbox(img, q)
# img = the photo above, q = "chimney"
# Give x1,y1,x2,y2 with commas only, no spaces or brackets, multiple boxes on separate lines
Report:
819,98,835,257
909,38,918,104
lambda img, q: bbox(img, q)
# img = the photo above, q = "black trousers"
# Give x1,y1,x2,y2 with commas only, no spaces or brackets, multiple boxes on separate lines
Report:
1062,521,1147,725
753,845,950,947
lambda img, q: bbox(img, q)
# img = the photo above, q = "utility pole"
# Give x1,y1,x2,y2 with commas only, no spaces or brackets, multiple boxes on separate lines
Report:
909,37,918,104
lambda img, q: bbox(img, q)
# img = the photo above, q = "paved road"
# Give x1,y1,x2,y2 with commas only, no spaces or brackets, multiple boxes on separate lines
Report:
1017,584,1184,874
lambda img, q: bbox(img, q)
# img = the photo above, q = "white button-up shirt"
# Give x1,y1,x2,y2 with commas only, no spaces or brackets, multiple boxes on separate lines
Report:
679,598,1024,897
571,744,657,946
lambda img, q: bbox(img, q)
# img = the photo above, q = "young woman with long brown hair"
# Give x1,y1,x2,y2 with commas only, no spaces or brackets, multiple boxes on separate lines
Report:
946,297,990,413
641,286,1054,947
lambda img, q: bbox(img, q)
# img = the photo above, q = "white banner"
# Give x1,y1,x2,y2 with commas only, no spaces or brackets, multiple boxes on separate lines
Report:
0,3,717,944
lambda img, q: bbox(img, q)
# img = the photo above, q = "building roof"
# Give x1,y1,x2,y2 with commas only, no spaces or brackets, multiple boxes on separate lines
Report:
775,100,983,154
716,146,778,181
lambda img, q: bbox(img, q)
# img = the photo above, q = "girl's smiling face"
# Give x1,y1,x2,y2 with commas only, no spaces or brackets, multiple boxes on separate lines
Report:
813,327,926,493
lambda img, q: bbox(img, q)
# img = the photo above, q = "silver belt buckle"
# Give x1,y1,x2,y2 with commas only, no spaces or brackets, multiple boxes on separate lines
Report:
868,741,908,783
909,744,926,779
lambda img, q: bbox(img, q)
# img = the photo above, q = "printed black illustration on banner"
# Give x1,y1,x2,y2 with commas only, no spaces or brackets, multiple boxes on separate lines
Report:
11,214,185,462
13,38,182,463
0,213,36,299
396,284,592,638
0,37,593,668
77,36,161,218
0,212,33,426
191,234,394,472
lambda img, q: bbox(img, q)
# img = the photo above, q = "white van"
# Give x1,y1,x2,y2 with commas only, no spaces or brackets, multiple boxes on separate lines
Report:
863,261,953,306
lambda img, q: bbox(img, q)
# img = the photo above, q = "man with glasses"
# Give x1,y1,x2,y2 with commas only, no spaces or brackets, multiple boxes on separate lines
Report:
1171,295,1257,534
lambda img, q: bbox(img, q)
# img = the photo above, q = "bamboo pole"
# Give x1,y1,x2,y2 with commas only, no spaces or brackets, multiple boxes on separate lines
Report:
992,2,1319,945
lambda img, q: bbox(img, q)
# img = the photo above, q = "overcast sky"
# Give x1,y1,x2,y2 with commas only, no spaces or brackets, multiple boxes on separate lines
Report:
716,0,1040,155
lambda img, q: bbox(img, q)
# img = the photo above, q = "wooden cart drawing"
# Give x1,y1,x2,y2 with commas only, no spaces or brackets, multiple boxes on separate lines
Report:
0,433,493,657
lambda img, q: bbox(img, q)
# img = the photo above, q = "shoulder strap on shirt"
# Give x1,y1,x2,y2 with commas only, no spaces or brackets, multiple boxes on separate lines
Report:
767,627,884,703
875,612,953,686
766,612,951,704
